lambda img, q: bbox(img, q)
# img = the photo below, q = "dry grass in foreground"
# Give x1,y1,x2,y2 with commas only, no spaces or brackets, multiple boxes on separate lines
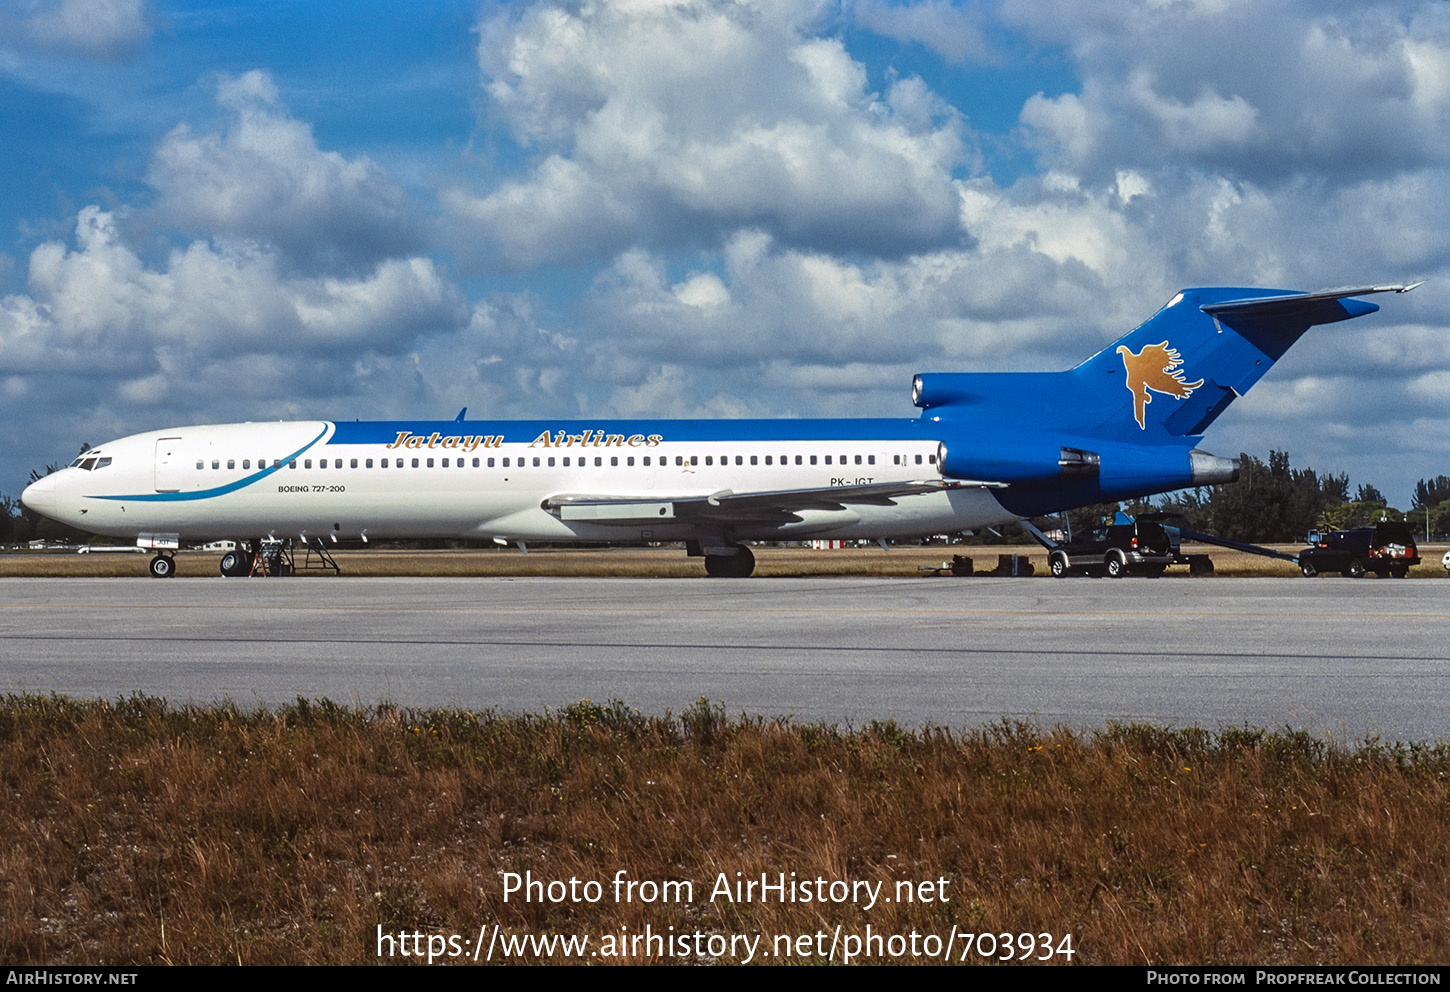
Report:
4,695,1449,966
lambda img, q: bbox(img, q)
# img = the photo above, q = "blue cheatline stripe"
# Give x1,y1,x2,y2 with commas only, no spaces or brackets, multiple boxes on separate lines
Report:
89,425,331,503
327,417,935,446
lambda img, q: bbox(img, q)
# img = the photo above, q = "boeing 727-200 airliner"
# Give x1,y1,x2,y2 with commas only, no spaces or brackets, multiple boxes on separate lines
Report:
21,284,1417,577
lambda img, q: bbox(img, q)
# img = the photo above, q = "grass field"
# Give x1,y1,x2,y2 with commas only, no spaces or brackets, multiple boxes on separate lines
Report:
3,694,1448,966
4,542,1447,578
5,545,1445,966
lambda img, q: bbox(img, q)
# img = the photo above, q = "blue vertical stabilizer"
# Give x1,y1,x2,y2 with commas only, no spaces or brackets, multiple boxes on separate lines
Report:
916,284,1417,512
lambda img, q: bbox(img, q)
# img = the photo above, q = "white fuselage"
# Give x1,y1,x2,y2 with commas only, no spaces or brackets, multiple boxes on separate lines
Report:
23,419,1017,547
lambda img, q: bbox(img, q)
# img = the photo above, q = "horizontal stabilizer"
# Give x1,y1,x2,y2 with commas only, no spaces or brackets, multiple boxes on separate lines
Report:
1201,283,1419,318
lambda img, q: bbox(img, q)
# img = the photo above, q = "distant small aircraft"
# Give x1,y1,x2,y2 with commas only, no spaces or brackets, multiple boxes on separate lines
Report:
22,284,1417,577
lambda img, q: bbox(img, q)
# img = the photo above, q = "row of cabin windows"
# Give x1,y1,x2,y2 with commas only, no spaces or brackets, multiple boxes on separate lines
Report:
197,452,937,471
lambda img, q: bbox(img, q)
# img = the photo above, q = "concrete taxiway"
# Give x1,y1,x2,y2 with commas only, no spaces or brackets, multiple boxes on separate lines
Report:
1,576,1446,740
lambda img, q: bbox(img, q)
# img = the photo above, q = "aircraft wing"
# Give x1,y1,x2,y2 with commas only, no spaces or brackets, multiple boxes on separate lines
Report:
544,479,997,525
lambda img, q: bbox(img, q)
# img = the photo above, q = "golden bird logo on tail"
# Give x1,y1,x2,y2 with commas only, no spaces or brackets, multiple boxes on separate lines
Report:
1117,341,1204,429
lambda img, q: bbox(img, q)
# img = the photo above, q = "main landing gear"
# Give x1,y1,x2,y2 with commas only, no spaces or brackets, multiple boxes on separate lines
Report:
217,539,334,577
219,547,251,577
703,545,755,578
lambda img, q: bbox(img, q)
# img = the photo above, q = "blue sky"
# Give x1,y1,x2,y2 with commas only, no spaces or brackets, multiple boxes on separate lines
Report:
2,0,1447,508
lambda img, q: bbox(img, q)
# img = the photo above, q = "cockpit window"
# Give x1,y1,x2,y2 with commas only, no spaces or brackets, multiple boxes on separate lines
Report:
70,448,106,468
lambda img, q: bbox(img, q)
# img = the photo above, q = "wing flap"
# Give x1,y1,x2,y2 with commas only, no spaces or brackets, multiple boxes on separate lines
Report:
545,479,994,526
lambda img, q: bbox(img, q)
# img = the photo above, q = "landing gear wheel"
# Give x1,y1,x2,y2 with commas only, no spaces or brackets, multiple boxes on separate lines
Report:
1300,562,1318,578
1346,558,1366,578
149,554,176,579
1049,552,1070,578
704,546,755,577
1104,551,1127,579
219,549,250,577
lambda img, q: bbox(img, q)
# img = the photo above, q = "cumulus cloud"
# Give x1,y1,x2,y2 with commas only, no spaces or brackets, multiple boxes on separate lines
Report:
1010,0,1450,183
3,2,1446,508
452,0,969,267
852,0,994,65
148,71,424,272
17,0,151,60
1,206,466,388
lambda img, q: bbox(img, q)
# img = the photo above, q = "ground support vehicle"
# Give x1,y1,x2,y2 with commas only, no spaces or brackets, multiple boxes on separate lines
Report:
1297,523,1420,578
1045,519,1178,578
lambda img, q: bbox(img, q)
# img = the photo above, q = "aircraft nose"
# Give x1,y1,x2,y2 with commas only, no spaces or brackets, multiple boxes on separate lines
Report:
21,474,57,514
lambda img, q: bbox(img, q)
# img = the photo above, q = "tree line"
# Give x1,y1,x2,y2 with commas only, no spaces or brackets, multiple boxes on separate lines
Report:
1125,454,1449,544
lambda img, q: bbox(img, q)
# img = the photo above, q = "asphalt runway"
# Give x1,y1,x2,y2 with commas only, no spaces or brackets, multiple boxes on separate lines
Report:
2,576,1447,741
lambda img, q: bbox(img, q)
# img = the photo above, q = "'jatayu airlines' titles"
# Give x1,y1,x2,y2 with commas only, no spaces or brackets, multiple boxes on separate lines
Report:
384,430,665,452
